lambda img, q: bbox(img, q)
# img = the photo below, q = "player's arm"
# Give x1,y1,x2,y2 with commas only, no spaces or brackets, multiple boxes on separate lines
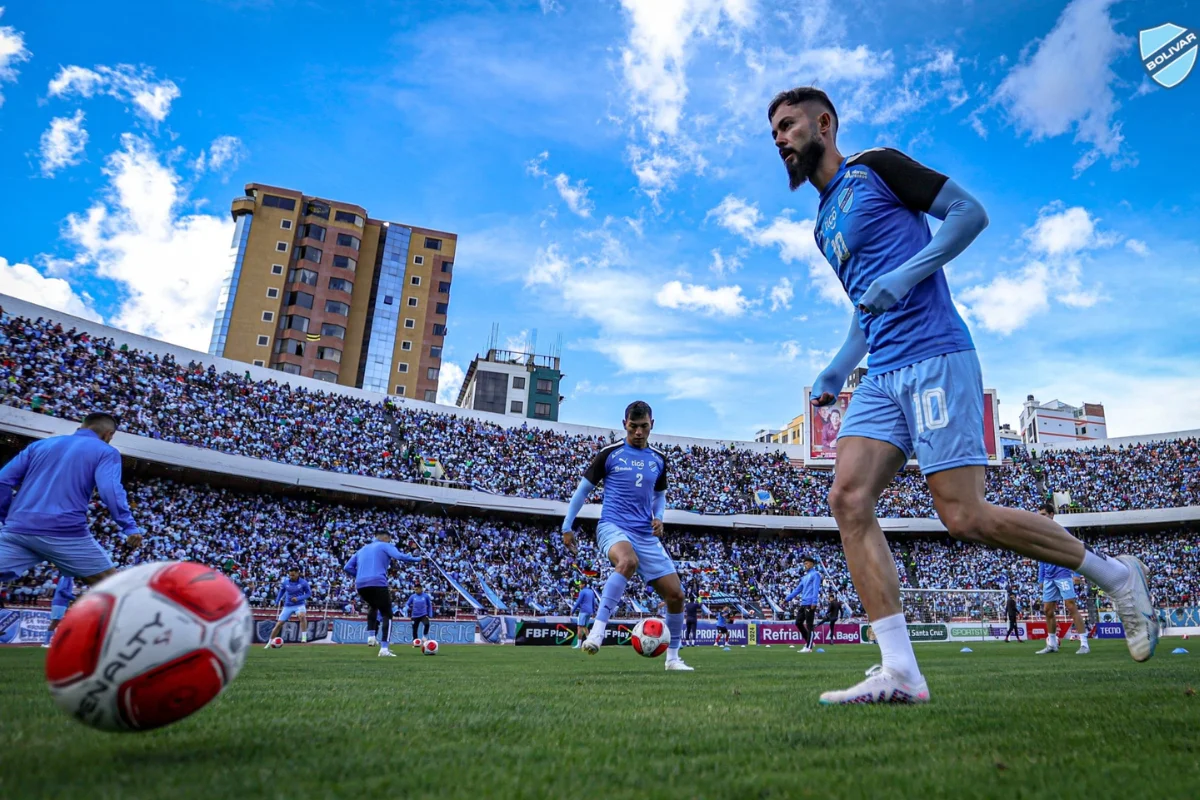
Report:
784,585,802,603
811,310,868,407
651,455,668,537
387,543,422,564
343,553,358,578
93,449,142,544
0,445,32,522
299,580,312,602
275,584,287,605
854,150,989,315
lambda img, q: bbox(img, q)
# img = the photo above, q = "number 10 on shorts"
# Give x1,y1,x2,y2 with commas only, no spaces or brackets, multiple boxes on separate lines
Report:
912,388,949,433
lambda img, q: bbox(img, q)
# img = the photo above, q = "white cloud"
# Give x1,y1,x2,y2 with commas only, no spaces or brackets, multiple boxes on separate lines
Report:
958,263,1050,335
525,244,571,286
1025,204,1118,256
0,257,101,321
39,110,89,176
655,280,751,316
709,248,741,276
707,195,761,236
48,134,234,349
0,7,31,108
436,361,466,405
993,0,1130,175
526,152,594,217
872,48,968,124
769,276,793,311
1125,238,1149,256
194,135,247,178
47,64,181,122
539,0,562,12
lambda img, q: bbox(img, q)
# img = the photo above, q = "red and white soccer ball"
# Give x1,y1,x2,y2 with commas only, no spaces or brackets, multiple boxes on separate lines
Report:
631,618,670,658
412,638,423,649
45,561,252,733
269,637,284,649
422,639,439,656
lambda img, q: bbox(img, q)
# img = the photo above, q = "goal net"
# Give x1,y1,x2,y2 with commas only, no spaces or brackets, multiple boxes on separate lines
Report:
900,589,1009,641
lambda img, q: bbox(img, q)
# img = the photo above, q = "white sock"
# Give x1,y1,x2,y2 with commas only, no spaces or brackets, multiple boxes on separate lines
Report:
1048,634,1059,648
588,619,606,642
871,613,920,682
1078,631,1088,644
667,647,680,661
1078,550,1130,594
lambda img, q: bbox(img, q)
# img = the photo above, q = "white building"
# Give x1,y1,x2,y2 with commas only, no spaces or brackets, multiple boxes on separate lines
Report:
1019,396,1107,444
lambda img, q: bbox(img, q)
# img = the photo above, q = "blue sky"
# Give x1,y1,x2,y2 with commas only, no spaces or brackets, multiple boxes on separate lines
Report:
1,0,1198,440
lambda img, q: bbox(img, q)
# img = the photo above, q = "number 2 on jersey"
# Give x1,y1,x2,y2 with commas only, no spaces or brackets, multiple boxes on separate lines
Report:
635,473,643,487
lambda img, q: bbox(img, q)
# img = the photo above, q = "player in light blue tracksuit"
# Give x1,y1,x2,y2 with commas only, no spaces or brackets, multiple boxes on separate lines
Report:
1035,504,1090,655
265,568,313,648
404,584,435,643
784,556,823,651
344,533,422,656
43,574,76,647
571,584,598,649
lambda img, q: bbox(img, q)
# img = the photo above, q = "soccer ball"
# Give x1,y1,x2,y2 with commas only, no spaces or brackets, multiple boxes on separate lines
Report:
45,561,252,732
412,638,423,648
269,637,284,649
422,639,439,655
631,618,670,658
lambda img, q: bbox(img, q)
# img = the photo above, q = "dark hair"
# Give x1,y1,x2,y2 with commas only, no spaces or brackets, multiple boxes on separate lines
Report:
82,412,118,434
1040,501,1056,516
767,87,839,133
288,566,299,573
624,400,653,421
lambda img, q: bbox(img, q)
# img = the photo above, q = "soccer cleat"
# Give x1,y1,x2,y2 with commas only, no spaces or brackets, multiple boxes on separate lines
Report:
367,635,378,647
1109,555,1159,662
378,649,396,657
819,665,930,705
263,642,273,650
581,634,603,655
665,658,694,671
41,642,51,648
300,633,308,643
1035,644,1058,654
1077,643,1090,655
799,646,812,653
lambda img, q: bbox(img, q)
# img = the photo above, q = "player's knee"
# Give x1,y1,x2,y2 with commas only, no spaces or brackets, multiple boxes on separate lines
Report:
662,585,684,606
613,552,638,577
940,505,988,543
828,484,873,526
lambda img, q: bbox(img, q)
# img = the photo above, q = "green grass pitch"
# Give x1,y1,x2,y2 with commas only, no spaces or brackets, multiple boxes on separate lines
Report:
1,640,1197,799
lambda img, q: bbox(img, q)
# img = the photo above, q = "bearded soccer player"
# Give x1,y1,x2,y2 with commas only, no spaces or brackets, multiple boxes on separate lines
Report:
768,86,1157,704
561,401,693,671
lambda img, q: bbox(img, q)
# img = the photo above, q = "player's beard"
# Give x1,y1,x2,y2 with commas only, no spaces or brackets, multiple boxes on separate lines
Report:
784,134,825,190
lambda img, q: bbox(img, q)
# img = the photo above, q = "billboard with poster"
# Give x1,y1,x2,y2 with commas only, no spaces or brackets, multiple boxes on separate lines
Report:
804,386,1002,467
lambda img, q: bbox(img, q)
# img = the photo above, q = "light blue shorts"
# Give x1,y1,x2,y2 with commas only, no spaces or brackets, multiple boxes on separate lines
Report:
277,605,307,621
0,530,114,582
839,349,989,475
1042,578,1077,603
51,605,70,621
596,521,676,583
576,613,593,628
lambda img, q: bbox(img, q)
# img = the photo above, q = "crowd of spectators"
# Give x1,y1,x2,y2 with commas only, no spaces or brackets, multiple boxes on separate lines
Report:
3,311,1196,519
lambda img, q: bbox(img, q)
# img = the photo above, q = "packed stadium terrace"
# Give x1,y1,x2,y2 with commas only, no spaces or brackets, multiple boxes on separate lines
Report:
1,478,1197,617
2,310,1198,516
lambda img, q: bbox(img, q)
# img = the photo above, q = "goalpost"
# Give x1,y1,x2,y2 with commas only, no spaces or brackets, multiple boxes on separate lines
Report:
900,589,1009,641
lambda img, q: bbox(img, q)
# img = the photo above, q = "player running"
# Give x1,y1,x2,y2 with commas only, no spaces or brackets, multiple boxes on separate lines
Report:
344,532,422,657
404,582,435,644
43,574,75,648
264,568,312,648
0,413,143,588
784,555,822,653
571,583,598,650
1035,505,1090,655
561,401,693,671
767,87,1158,705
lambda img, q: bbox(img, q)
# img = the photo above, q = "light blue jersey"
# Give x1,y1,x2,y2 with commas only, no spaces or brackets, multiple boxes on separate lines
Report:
344,541,421,589
276,578,312,608
583,442,667,537
785,568,823,606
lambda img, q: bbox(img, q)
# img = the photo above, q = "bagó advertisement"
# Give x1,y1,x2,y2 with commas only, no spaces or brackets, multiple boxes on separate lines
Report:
756,622,860,645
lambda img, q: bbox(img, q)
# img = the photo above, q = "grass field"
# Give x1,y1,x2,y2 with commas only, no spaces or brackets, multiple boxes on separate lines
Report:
1,640,1197,799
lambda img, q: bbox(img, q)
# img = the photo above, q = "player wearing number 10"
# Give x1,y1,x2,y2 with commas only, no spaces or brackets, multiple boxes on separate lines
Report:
768,87,1159,705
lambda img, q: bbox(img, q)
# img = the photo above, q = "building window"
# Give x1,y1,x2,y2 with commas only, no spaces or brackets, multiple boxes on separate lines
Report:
256,335,269,346
511,400,524,414
321,323,346,339
287,267,318,287
413,255,425,266
305,200,330,220
441,262,453,274
537,379,553,393
395,385,406,396
334,210,363,227
316,346,341,363
325,300,350,316
271,264,284,275
279,314,309,333
285,291,314,310
267,287,280,299
312,370,338,383
332,255,356,271
401,340,413,351
535,402,551,417
298,246,322,263
424,389,436,402
384,295,394,305
263,194,296,211
275,339,304,356
397,362,409,373
261,311,275,323
435,302,448,315
438,281,450,294
252,359,265,367
410,276,421,286
336,233,361,250
407,297,418,307
424,237,442,250
276,241,288,252
300,223,326,242
276,362,302,375
427,367,439,380
432,324,446,336
404,318,416,329
430,345,442,359
280,219,293,230
513,376,526,390
328,277,353,292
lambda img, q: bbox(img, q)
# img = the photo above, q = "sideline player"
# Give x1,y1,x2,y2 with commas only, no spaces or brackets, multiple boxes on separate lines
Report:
1004,589,1023,643
561,401,693,671
714,606,733,650
767,87,1157,704
571,582,598,649
344,532,422,657
404,582,435,644
784,555,822,653
1035,505,1090,655
812,591,843,649
684,596,701,646
43,574,75,648
0,413,143,588
265,567,312,648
